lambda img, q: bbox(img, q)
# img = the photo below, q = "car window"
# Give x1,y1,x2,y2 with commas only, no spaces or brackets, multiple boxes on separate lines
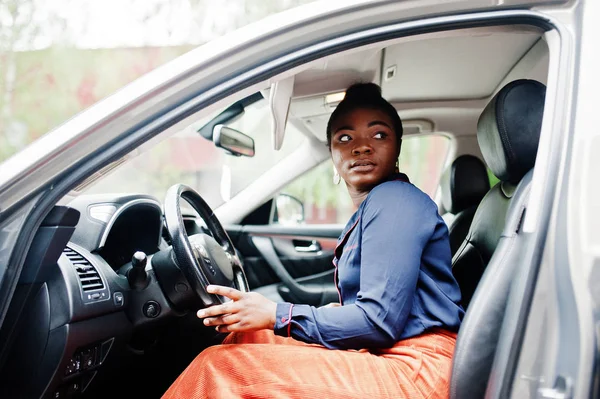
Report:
84,97,306,208
276,134,451,225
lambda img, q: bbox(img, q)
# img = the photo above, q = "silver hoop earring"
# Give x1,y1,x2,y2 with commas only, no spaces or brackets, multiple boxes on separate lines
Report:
333,170,341,185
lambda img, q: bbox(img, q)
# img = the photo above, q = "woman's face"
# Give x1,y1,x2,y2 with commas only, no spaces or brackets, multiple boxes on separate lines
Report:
330,107,399,192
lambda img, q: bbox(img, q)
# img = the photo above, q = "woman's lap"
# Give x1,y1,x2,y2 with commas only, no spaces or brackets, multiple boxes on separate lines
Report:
220,329,307,346
162,329,456,399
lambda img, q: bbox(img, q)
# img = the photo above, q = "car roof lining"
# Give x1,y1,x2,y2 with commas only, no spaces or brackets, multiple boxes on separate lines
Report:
287,24,548,143
64,24,549,201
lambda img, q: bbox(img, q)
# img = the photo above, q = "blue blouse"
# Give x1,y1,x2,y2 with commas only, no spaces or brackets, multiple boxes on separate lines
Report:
273,175,464,350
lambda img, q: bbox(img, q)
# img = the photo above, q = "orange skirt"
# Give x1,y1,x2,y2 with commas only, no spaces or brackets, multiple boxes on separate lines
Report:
162,329,457,399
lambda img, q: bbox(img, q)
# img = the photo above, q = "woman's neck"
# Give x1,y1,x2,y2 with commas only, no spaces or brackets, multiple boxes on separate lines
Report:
347,186,371,209
346,172,407,209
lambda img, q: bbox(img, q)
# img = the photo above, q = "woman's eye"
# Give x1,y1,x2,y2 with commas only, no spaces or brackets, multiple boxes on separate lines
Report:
339,134,351,142
374,132,388,139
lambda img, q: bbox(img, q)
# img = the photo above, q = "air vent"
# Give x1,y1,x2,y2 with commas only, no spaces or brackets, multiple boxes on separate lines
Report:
63,247,105,292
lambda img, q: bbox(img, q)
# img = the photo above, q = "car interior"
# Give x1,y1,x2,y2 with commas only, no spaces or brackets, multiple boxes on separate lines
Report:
440,154,491,255
0,22,551,399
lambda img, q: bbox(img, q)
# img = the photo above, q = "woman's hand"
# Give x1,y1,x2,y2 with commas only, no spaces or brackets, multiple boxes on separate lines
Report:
196,285,277,333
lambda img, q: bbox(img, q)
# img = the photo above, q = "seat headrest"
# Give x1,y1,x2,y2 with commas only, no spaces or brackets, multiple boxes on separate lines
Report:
477,79,546,183
441,155,490,214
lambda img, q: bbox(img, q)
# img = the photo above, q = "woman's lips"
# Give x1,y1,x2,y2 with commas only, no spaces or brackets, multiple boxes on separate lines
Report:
350,160,376,173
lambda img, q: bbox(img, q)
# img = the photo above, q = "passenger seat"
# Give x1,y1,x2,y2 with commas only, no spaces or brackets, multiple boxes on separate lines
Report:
450,78,546,399
440,155,490,255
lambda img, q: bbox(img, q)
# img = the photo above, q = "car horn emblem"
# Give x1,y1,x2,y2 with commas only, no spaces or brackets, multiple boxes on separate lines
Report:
193,243,217,275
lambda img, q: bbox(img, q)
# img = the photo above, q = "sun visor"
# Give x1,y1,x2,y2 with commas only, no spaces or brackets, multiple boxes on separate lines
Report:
268,76,295,151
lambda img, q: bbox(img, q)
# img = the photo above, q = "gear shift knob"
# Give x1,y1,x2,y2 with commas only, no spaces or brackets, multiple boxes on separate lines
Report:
132,251,147,268
128,251,149,290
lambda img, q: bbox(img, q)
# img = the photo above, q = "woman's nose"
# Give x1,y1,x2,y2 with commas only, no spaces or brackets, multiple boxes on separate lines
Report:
351,141,372,155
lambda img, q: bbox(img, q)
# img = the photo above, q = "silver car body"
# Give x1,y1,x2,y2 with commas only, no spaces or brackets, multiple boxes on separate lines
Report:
0,1,598,398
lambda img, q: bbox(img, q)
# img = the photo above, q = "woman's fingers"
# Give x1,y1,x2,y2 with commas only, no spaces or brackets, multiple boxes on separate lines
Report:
196,288,276,332
206,285,243,300
196,285,245,319
203,313,241,326
215,321,251,333
197,300,240,318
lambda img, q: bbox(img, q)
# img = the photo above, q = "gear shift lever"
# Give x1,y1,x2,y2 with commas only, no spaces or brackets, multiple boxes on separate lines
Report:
128,251,149,290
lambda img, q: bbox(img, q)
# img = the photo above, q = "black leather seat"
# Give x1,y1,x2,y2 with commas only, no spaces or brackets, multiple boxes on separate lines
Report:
449,79,546,399
450,79,546,310
440,155,490,255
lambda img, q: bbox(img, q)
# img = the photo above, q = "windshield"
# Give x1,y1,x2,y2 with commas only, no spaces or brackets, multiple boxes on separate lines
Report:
84,96,306,207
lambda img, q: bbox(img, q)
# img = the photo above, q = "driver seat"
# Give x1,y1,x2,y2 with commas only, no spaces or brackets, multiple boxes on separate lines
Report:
449,79,546,399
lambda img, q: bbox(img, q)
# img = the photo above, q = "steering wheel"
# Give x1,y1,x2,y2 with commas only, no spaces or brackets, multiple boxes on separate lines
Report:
163,184,249,307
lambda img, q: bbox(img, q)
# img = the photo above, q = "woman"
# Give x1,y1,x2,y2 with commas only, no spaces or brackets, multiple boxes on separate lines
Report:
162,83,464,399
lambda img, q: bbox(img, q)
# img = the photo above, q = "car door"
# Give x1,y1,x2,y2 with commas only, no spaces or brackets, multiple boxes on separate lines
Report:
183,198,342,307
491,2,600,398
229,218,342,307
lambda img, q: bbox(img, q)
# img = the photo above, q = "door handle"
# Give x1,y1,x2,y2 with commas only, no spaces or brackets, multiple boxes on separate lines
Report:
294,240,321,253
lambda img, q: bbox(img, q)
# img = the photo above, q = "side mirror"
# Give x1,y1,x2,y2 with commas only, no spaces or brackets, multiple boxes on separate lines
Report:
213,125,255,157
274,193,305,225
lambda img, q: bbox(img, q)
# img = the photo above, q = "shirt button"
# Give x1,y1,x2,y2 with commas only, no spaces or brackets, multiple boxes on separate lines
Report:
281,317,287,323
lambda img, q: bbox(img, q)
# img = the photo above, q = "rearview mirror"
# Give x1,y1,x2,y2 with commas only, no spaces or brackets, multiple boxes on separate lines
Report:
213,125,255,157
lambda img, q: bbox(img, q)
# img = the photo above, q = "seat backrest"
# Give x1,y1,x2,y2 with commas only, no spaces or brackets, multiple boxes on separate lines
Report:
451,79,546,308
451,180,515,306
440,155,490,255
449,79,546,399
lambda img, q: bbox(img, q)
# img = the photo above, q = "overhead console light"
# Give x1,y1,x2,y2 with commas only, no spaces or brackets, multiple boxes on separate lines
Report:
325,91,346,105
384,65,397,81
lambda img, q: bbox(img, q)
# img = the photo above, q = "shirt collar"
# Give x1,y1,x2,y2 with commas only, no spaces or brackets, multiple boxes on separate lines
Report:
387,172,410,183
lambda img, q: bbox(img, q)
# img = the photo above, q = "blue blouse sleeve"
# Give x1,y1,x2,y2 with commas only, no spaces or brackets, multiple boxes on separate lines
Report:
273,182,438,349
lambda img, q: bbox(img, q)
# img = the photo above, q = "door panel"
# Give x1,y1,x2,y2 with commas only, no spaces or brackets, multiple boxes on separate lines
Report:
270,236,337,277
226,224,342,306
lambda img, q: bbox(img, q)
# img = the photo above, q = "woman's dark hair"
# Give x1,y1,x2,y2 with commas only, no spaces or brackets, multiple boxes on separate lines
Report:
326,82,403,151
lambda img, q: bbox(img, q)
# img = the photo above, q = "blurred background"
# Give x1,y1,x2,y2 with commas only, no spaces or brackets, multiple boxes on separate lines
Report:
0,0,316,162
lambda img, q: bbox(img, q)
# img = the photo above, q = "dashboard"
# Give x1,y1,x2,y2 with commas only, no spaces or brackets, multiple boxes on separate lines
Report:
68,194,166,268
0,193,205,398
97,203,163,268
